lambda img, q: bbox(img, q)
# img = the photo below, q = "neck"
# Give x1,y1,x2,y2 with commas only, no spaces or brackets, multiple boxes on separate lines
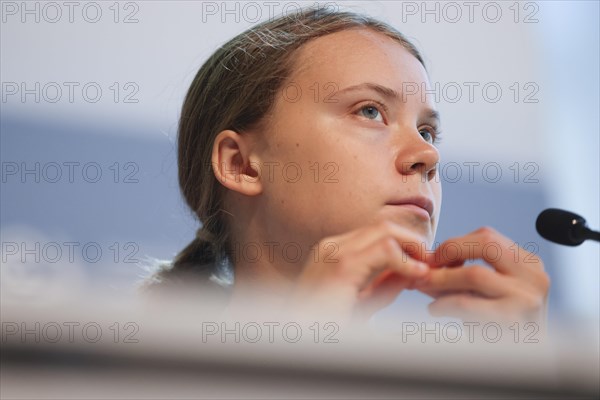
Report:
221,195,315,317
225,241,307,316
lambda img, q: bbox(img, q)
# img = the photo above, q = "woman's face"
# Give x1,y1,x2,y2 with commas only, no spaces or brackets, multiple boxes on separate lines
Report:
250,28,442,252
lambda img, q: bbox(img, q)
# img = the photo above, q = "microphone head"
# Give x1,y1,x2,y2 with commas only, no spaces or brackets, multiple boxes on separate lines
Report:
536,208,587,246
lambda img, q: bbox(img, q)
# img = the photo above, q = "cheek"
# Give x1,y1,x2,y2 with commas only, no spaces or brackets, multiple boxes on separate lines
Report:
266,149,370,205
261,144,384,237
259,106,392,236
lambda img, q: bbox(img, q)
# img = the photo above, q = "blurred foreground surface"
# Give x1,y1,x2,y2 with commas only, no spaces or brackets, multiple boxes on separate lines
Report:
2,290,598,400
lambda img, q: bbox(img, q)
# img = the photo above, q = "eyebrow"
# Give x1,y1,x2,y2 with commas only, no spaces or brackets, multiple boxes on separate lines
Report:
336,82,441,124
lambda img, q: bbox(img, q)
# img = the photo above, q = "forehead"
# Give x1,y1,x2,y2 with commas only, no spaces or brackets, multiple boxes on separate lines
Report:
289,28,430,91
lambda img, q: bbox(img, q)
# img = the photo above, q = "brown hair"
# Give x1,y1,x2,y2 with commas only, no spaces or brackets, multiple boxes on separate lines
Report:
149,6,425,288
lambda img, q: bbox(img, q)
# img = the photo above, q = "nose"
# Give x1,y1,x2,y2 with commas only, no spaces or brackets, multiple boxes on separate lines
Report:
395,130,440,181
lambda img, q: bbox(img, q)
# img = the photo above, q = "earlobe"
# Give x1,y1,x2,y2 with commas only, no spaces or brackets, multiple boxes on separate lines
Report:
212,129,263,196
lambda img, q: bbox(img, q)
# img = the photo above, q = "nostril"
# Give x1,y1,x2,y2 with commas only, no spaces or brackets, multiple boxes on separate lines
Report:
410,162,425,172
426,168,437,181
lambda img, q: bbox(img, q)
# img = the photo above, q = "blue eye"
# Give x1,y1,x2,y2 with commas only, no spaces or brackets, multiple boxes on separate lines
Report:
357,102,385,122
420,128,433,143
419,127,442,145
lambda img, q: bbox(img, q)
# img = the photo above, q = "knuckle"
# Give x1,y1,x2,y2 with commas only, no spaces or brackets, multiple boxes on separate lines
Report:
476,226,498,243
537,272,551,294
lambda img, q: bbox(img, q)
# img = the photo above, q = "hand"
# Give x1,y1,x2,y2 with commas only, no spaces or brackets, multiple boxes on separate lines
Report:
415,227,550,325
285,221,430,323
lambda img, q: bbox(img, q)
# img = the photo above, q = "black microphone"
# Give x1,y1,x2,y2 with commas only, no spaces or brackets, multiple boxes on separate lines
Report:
536,208,600,246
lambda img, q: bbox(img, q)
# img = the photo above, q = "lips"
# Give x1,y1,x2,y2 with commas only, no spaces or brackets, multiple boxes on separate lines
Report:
386,196,434,218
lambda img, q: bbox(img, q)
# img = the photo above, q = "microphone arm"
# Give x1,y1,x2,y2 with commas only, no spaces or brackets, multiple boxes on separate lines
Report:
578,225,600,242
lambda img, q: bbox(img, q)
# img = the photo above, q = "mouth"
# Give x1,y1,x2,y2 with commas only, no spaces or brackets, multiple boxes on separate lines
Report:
386,197,434,219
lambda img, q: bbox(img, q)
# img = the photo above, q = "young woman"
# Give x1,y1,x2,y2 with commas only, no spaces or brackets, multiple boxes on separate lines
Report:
146,7,550,325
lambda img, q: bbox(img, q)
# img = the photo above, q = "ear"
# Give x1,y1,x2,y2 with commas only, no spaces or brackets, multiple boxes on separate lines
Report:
211,129,262,196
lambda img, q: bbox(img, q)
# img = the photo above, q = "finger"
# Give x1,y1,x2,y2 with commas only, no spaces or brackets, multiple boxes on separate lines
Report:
356,271,410,318
428,293,502,321
428,293,541,325
358,269,405,299
303,233,428,296
341,221,431,262
351,236,430,288
415,265,514,299
423,251,464,268
428,227,542,277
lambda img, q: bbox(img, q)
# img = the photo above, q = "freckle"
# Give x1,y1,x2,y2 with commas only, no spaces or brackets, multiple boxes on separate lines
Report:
296,143,299,147
281,200,285,204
